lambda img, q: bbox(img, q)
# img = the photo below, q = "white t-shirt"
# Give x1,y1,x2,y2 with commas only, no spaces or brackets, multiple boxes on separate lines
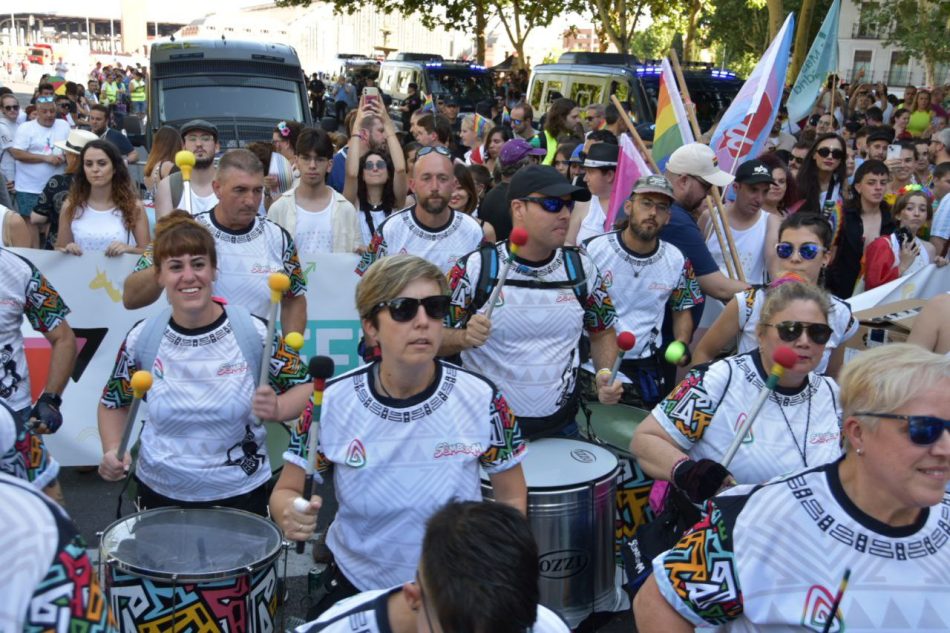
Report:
933,195,950,240
294,200,334,254
283,360,526,590
652,351,842,484
301,586,571,633
576,195,608,244
653,461,950,631
583,231,702,360
193,211,307,319
100,308,306,502
446,243,617,418
11,119,70,193
706,209,770,285
734,287,858,375
70,205,132,252
356,207,484,275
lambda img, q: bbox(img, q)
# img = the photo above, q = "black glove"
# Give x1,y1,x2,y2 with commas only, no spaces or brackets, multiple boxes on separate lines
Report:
672,458,732,504
29,393,63,434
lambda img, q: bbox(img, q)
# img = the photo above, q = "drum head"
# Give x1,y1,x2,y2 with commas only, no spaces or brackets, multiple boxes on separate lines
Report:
513,438,617,489
101,507,283,582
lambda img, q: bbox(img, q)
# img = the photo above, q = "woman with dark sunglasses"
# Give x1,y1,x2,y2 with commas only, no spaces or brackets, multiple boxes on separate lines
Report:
796,133,849,215
258,255,527,619
632,281,842,507
696,213,858,377
635,344,950,632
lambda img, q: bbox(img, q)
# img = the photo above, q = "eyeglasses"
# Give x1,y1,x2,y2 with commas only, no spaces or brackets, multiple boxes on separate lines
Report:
636,198,671,213
816,147,845,160
775,242,824,260
374,295,451,322
764,321,833,345
363,159,387,171
417,146,452,159
2,104,18,112
855,412,950,445
691,176,713,192
519,196,575,213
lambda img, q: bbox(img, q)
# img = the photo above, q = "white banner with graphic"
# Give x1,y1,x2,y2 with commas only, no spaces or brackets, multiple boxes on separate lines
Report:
12,249,362,466
845,264,950,313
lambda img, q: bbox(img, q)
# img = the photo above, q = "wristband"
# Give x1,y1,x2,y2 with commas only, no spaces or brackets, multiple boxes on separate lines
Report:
596,368,612,378
670,456,689,483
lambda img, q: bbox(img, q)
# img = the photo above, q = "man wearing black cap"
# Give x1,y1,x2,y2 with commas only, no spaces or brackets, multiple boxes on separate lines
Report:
582,174,701,408
443,165,622,438
567,141,618,245
865,127,893,162
705,159,773,285
154,119,220,218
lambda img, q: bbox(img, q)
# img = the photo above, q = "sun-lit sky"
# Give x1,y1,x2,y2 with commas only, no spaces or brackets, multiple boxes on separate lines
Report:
21,1,271,22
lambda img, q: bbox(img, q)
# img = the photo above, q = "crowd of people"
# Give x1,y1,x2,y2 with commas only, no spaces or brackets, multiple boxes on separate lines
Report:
0,61,949,632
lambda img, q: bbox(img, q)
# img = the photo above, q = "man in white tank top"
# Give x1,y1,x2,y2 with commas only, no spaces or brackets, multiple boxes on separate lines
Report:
153,119,220,217
705,159,773,285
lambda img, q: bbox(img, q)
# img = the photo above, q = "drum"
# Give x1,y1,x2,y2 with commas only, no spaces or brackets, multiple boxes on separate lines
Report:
482,438,618,628
100,507,285,632
583,403,654,558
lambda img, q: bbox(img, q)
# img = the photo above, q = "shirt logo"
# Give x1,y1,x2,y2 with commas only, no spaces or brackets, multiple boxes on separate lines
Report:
801,584,842,632
602,271,614,288
345,439,366,468
152,358,164,380
434,441,483,459
217,361,249,376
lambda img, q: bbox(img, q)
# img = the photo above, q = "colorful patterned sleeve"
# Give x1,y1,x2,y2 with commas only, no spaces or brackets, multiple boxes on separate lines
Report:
283,398,331,481
281,236,307,298
651,363,725,449
132,243,154,272
582,265,617,334
669,258,704,312
268,332,307,393
100,335,138,409
445,254,476,328
355,232,386,276
23,265,70,334
652,499,744,627
479,388,526,474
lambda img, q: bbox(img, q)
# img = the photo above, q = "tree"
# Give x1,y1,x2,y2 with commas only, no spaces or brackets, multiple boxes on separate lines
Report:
862,0,950,87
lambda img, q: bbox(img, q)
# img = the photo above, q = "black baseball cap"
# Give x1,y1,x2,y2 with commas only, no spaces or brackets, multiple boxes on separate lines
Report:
735,159,775,185
507,165,592,206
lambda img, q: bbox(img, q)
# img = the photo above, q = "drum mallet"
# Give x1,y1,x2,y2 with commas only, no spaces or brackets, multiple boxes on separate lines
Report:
293,355,335,554
175,150,196,213
720,346,797,467
116,370,154,463
253,272,292,426
483,227,528,319
607,331,636,384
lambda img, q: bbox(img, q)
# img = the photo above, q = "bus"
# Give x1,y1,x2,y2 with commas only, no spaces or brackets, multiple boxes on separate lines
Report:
148,38,312,149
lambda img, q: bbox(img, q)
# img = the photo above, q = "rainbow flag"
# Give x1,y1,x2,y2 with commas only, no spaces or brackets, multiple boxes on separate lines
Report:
502,107,511,125
473,113,492,137
420,92,436,114
651,58,695,171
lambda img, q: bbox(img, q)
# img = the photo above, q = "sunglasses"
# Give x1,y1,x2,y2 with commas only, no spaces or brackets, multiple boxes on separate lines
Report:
855,412,950,445
510,118,524,125
519,196,575,213
417,146,452,159
36,96,55,104
691,175,713,192
375,295,450,322
363,159,387,171
816,147,845,160
2,104,18,112
789,155,804,165
775,242,824,260
764,321,833,345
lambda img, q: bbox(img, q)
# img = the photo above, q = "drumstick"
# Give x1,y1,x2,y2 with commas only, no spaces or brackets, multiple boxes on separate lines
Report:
608,331,636,384
294,355,335,554
720,346,797,468
820,568,851,633
253,272,292,426
175,150,196,213
483,227,528,319
116,370,153,462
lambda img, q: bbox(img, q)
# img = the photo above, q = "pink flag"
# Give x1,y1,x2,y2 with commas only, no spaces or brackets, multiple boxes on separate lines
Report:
606,134,651,231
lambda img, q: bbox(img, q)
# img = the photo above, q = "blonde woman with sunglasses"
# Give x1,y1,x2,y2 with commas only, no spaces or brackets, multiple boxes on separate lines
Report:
694,213,858,377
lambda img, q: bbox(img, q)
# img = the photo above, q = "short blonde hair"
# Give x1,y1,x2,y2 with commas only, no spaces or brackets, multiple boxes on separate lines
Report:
356,254,449,323
756,281,832,339
840,343,950,420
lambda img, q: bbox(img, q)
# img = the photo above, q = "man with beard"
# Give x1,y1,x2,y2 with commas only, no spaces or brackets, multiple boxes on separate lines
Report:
356,146,483,275
87,104,137,164
581,175,700,408
154,120,220,217
442,165,622,438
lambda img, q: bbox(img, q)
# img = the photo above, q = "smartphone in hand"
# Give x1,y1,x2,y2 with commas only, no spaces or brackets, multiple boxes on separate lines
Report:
363,87,380,108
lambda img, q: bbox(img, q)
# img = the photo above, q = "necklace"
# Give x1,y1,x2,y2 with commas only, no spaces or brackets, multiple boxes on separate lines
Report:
773,380,812,467
373,363,394,398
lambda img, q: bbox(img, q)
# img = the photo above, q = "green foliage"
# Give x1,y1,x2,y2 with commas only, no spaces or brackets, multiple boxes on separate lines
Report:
862,0,950,82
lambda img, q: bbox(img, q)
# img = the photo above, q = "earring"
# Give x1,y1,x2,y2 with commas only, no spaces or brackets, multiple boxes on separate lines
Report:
856,448,864,456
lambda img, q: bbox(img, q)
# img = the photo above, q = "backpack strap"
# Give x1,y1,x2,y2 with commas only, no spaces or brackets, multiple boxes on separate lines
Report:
562,246,589,305
169,171,184,209
469,242,501,318
133,306,173,374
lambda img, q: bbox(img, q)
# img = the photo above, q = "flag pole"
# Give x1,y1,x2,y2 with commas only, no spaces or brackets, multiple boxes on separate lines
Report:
669,49,744,281
610,95,660,173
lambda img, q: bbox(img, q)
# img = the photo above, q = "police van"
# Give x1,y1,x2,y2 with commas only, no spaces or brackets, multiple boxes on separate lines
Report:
148,39,312,148
526,53,742,133
378,53,494,128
